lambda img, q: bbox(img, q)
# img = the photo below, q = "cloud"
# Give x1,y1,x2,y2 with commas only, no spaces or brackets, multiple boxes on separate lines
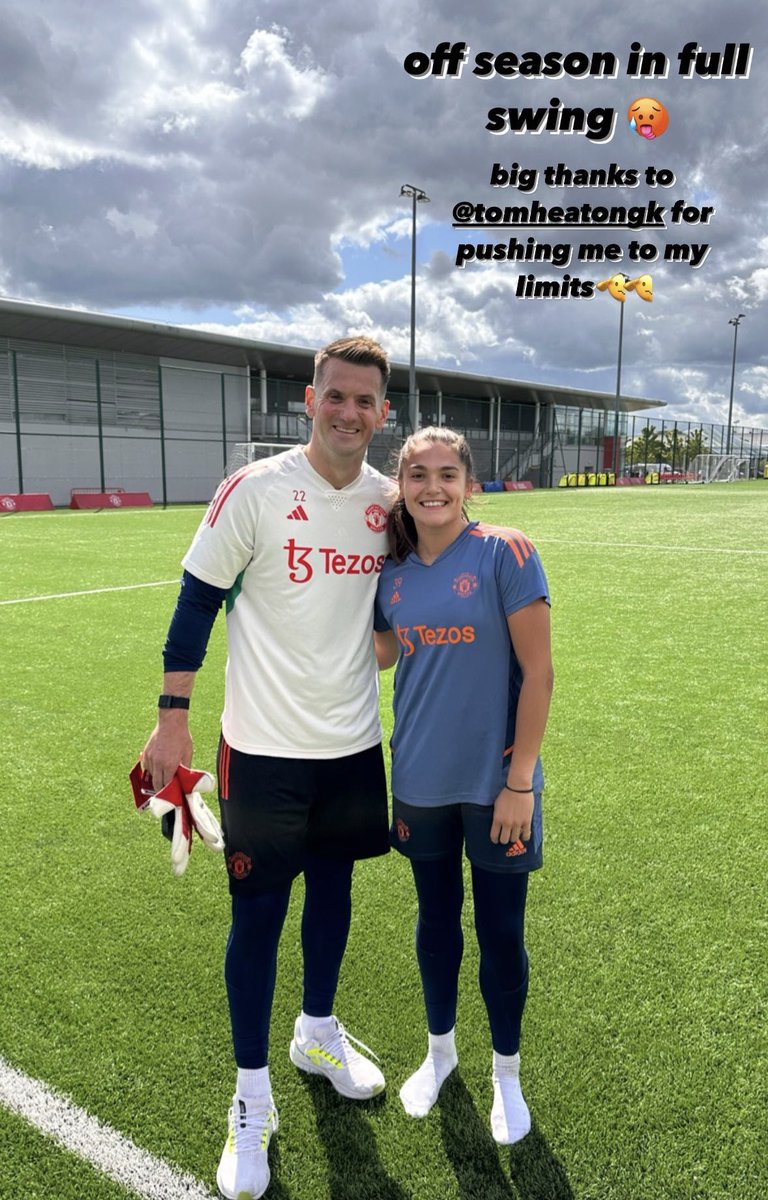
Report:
0,0,764,429
238,27,330,119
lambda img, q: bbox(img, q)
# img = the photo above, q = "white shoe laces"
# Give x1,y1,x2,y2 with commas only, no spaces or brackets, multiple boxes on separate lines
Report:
321,1021,381,1064
231,1099,275,1153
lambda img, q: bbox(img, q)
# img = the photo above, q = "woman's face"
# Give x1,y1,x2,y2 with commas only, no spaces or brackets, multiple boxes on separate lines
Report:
400,441,472,537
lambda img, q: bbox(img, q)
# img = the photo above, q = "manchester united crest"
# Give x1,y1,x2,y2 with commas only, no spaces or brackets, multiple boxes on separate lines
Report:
365,503,388,533
452,572,478,598
227,851,253,880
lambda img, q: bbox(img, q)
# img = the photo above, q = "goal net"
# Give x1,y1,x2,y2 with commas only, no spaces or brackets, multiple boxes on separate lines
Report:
689,454,749,483
225,442,293,476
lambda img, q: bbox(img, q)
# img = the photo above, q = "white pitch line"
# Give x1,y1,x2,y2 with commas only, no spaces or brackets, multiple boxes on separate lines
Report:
0,580,179,606
0,1056,216,1200
536,537,768,556
2,540,764,609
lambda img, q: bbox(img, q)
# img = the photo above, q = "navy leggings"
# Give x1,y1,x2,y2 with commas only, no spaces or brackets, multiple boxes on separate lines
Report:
224,856,354,1068
410,855,530,1055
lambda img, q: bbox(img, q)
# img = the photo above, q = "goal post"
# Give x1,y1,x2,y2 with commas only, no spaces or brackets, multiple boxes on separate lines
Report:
689,454,749,483
225,442,294,476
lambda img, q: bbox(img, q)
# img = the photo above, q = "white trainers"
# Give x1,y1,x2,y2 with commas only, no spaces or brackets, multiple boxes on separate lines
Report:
289,1016,385,1099
216,1095,278,1200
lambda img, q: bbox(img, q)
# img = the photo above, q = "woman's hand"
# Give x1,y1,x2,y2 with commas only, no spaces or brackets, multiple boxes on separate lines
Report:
490,787,534,844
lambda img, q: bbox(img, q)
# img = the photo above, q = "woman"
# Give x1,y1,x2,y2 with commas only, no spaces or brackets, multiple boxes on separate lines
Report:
374,427,553,1143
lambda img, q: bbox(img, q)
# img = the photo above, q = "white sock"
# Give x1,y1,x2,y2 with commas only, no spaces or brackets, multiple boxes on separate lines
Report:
298,1011,335,1043
491,1051,531,1144
236,1066,272,1103
399,1029,458,1118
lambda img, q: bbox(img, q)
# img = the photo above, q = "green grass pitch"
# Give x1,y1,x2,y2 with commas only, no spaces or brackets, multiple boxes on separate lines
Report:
1,481,766,1200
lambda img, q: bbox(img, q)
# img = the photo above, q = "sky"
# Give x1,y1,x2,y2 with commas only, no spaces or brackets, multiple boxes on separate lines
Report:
0,0,765,430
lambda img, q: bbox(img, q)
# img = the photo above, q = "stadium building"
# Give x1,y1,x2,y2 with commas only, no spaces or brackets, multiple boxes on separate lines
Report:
1,296,666,506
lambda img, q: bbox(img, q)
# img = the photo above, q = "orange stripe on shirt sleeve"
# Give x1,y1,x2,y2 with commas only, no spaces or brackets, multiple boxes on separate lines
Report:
470,523,533,569
510,532,532,561
505,535,525,568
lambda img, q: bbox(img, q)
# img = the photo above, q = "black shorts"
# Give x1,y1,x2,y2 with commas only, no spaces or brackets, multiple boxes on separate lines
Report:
390,793,543,874
217,738,390,894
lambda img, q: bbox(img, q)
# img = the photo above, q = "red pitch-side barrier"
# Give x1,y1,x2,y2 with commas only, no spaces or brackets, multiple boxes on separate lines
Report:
616,477,645,486
503,481,534,492
0,493,55,513
70,492,153,509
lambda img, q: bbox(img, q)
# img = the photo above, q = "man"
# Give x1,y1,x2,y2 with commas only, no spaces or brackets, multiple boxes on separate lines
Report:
142,336,393,1200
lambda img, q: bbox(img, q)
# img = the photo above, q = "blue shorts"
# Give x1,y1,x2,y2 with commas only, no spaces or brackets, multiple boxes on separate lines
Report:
390,794,543,874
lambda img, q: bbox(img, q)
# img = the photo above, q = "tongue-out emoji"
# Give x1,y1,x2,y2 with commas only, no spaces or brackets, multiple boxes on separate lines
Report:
628,98,669,140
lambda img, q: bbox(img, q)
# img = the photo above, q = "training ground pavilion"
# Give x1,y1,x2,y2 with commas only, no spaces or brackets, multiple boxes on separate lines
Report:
0,297,660,507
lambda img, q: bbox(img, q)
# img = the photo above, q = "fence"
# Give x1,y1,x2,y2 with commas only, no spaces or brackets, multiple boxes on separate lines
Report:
2,341,766,501
0,344,249,506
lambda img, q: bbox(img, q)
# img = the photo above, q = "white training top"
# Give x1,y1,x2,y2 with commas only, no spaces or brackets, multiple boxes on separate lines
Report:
182,445,393,759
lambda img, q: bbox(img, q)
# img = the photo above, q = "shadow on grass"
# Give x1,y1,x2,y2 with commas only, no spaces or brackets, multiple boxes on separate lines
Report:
438,1073,574,1200
303,1076,412,1200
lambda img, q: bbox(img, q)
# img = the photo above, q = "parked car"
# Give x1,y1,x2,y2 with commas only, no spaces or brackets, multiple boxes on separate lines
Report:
626,462,673,477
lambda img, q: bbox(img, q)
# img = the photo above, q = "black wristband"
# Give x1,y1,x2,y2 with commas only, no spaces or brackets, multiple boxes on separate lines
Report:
503,784,533,793
158,694,190,710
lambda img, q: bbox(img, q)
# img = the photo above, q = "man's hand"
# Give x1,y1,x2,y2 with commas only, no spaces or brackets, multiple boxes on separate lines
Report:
141,712,193,791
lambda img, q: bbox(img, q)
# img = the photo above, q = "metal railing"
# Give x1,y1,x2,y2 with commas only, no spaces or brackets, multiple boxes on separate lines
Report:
3,354,767,500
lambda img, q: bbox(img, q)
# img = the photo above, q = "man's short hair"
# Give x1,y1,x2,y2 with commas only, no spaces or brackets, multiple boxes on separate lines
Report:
313,336,390,396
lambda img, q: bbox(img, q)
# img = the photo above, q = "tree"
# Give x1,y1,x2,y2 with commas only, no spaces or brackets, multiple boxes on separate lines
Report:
627,424,661,466
662,427,687,469
685,428,709,464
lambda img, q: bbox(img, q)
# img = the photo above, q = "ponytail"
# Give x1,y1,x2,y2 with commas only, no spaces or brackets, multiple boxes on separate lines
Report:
387,497,419,563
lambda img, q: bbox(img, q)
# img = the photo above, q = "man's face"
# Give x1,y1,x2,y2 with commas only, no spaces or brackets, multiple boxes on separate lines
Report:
305,358,389,467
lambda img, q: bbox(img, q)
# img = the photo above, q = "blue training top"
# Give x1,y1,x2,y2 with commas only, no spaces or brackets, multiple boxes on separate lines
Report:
374,521,550,807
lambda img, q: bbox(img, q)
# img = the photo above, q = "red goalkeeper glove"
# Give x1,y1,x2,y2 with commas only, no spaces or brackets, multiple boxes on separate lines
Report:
130,761,224,876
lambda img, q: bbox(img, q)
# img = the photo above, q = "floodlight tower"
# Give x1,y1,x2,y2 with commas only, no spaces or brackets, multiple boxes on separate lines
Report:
400,184,430,432
726,314,745,454
597,273,653,478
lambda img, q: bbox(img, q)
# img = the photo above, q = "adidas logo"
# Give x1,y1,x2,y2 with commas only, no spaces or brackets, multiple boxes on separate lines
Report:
505,839,527,858
287,505,309,521
390,590,401,604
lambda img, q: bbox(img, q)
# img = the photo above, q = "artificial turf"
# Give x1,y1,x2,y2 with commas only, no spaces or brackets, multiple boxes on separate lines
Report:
0,481,766,1200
